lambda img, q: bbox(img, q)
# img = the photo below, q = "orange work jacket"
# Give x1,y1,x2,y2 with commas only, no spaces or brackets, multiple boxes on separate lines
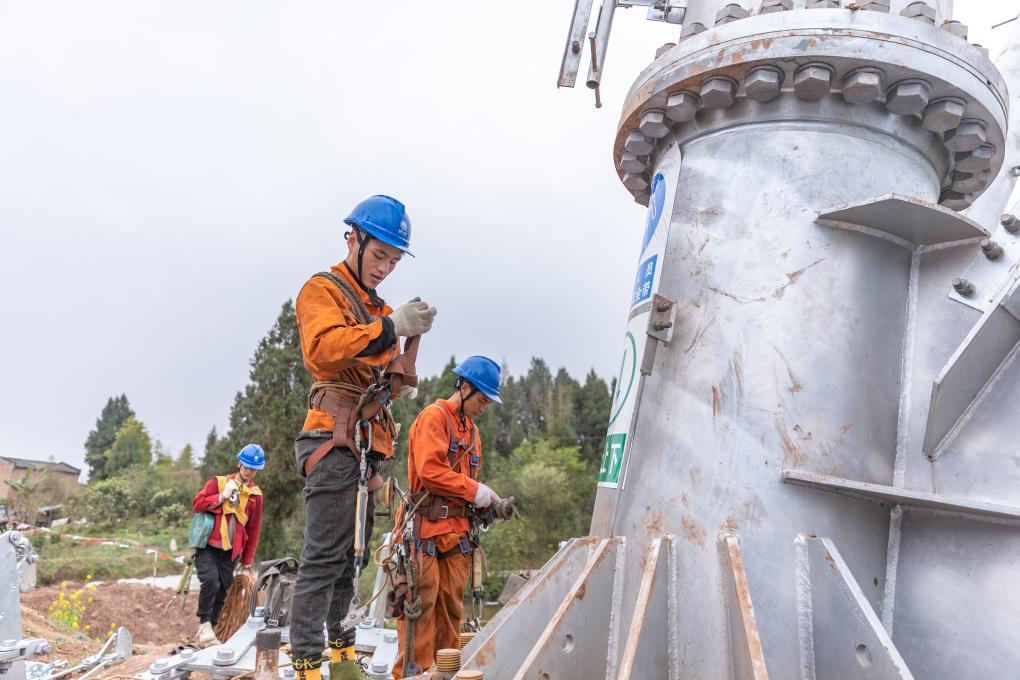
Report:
296,262,399,457
407,399,482,540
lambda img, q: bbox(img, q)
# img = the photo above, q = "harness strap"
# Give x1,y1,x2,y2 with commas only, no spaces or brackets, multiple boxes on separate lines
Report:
416,536,474,560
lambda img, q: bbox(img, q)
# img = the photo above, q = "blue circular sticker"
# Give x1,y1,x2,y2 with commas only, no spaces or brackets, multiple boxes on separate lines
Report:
640,173,667,255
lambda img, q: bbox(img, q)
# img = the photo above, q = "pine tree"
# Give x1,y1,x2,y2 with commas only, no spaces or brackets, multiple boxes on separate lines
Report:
176,443,196,470
104,416,153,476
84,395,134,481
575,369,612,467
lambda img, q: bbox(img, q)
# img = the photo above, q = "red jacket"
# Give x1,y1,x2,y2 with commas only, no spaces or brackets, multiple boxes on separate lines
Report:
192,474,263,566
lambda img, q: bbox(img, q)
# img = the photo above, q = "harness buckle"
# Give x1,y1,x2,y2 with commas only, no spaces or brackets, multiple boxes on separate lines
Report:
458,537,472,555
437,505,450,520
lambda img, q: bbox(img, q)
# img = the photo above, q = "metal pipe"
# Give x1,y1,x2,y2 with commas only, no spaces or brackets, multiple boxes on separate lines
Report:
254,629,281,680
585,0,617,90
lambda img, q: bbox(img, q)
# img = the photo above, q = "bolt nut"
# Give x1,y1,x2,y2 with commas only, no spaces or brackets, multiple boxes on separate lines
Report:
886,80,931,116
1001,214,1019,233
842,68,883,105
980,239,1004,259
639,109,671,139
715,3,748,25
860,0,890,10
759,0,793,12
634,189,651,206
679,22,707,40
944,119,988,153
806,0,840,7
940,190,973,211
922,98,966,133
952,277,975,297
623,171,652,192
901,1,936,24
655,42,677,59
744,66,783,102
700,77,737,109
216,649,232,660
665,91,700,122
180,648,196,659
951,170,990,193
943,20,968,40
794,64,834,101
152,659,170,671
623,130,654,155
620,152,649,174
955,145,994,173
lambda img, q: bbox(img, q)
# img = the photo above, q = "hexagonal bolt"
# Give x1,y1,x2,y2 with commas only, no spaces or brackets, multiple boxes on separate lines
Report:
901,1,936,24
620,152,650,174
1001,213,1019,233
623,130,655,155
758,0,793,13
973,44,991,59
700,77,737,109
886,80,931,116
679,22,707,40
940,190,973,211
665,91,700,122
952,277,975,297
715,3,748,25
806,0,839,7
639,109,671,139
656,42,677,59
944,119,988,153
955,145,994,173
922,98,966,133
980,239,1004,259
634,189,651,206
744,66,784,102
943,20,968,40
794,64,834,101
623,171,652,192
860,0,890,11
180,648,196,659
215,648,233,660
951,170,990,193
152,659,171,671
842,69,883,105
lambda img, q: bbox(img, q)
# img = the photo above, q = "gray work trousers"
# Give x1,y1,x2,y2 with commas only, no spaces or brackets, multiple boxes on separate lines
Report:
289,436,375,666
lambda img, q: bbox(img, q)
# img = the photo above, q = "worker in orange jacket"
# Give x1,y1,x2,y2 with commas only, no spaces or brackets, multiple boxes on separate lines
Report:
290,195,437,680
393,356,504,679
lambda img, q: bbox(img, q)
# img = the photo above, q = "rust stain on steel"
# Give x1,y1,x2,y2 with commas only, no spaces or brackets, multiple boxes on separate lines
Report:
725,537,771,680
825,551,837,571
681,514,707,548
841,422,855,434
576,581,587,600
779,427,807,468
773,258,826,300
712,386,721,418
617,540,664,680
793,424,812,440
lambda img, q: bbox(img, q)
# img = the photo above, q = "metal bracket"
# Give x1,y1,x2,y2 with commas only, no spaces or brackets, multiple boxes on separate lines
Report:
923,273,1020,458
783,468,1020,522
797,535,915,679
816,194,989,249
615,536,677,679
720,533,769,680
557,0,595,88
640,294,677,375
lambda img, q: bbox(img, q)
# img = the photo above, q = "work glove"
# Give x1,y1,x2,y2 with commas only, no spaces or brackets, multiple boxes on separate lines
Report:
472,482,501,509
236,564,254,578
220,479,239,504
389,297,437,337
396,384,418,400
492,496,520,522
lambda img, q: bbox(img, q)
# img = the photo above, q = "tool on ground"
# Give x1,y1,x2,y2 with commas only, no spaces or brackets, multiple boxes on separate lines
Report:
164,551,196,610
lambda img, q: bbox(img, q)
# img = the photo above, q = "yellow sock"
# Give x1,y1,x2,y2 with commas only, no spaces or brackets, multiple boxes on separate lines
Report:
293,659,322,680
330,644,356,664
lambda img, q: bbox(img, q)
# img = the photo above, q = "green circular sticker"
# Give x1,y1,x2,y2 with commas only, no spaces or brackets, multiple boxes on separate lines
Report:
608,331,637,427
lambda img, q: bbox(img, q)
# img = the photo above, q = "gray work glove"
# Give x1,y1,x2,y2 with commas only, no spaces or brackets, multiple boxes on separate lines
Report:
389,297,437,337
472,482,501,509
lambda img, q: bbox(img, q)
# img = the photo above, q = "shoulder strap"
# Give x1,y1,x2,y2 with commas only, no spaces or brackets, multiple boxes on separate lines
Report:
311,271,373,326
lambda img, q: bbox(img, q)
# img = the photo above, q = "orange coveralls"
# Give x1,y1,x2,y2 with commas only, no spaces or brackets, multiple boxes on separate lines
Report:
393,399,482,678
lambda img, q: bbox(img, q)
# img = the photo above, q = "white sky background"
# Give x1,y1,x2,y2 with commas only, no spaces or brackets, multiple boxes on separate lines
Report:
0,2,1015,473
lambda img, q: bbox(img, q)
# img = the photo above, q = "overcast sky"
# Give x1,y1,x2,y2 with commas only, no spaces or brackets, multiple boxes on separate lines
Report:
0,2,1013,474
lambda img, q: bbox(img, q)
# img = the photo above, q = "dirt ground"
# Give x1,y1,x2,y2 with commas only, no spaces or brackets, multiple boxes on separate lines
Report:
20,581,217,678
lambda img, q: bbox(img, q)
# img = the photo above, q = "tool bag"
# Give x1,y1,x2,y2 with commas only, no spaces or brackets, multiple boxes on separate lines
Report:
187,512,215,549
249,556,300,627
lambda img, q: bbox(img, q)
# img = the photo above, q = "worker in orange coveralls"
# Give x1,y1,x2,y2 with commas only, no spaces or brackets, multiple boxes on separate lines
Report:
289,194,437,680
393,355,504,678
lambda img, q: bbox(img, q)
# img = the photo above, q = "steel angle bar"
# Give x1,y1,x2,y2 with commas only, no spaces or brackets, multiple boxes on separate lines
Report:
799,535,915,679
558,0,595,88
816,194,989,249
782,468,1020,522
720,534,769,680
586,0,617,91
923,275,1020,458
508,538,623,680
461,537,599,672
616,536,675,680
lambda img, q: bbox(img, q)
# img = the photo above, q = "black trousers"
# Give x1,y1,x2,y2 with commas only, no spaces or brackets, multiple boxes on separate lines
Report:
289,439,375,665
195,545,235,625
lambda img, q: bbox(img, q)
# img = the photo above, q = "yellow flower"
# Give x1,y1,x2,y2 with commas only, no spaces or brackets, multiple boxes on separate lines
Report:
72,622,78,629
87,597,93,603
85,574,92,580
84,624,90,631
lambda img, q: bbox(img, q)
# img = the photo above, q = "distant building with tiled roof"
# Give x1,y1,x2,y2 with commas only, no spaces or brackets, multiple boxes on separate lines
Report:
0,456,82,500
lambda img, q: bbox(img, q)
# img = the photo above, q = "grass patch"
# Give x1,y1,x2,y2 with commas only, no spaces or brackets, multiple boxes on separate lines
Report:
33,538,184,586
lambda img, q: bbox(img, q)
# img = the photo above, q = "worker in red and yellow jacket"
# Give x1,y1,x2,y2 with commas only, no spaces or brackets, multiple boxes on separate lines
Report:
290,195,437,680
191,444,265,645
393,356,504,678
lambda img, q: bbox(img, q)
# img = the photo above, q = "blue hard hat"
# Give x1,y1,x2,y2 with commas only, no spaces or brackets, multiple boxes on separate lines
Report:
344,195,414,256
237,444,266,470
454,356,502,404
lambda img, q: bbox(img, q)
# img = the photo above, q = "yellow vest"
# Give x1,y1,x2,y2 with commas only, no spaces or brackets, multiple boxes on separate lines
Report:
216,475,262,551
